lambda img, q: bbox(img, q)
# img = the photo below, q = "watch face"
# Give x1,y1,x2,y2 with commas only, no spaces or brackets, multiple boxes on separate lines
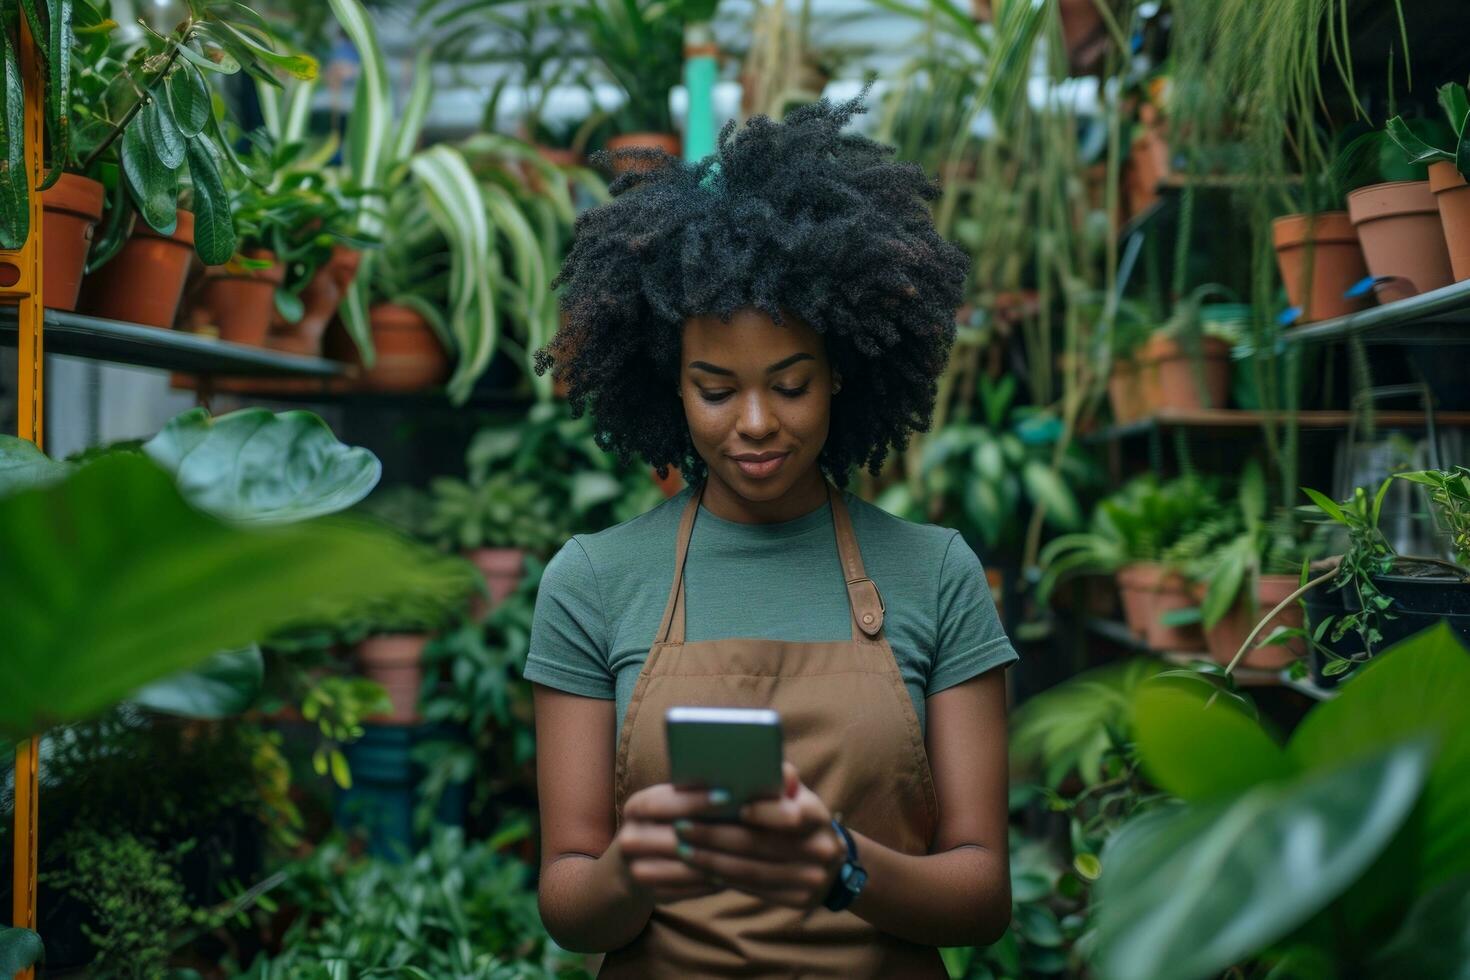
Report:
848,866,868,894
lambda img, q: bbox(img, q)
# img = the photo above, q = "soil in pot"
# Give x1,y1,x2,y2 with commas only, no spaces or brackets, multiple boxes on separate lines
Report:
325,303,451,391
1201,574,1305,671
1272,212,1371,323
78,209,196,328
1429,161,1470,282
267,245,362,356
1347,180,1456,296
604,133,682,174
357,633,429,724
186,249,285,346
1137,334,1231,412
39,173,105,312
466,546,525,619
1145,570,1207,653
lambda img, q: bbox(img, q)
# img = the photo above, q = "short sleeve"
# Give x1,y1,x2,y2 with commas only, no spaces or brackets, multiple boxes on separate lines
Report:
523,538,615,699
926,532,1018,696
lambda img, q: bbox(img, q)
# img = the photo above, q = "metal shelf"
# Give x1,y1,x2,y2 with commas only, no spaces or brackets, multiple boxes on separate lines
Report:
1084,408,1470,444
0,306,346,377
1082,617,1284,687
1284,279,1470,346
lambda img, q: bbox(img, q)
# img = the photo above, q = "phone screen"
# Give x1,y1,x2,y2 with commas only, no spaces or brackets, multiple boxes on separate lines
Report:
665,707,784,820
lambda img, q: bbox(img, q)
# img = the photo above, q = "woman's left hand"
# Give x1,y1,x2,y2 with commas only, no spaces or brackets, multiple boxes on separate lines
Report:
672,762,846,910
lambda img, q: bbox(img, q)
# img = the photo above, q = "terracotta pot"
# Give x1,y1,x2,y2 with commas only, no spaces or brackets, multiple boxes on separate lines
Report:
326,303,451,391
39,173,105,311
465,547,525,619
1108,358,1144,424
1429,161,1470,283
604,132,682,174
653,465,684,498
1116,562,1163,638
186,249,285,346
267,245,362,356
525,145,585,195
1200,574,1306,671
357,633,428,725
1137,333,1231,412
1144,570,1207,653
1272,212,1371,323
1347,180,1456,296
78,209,196,328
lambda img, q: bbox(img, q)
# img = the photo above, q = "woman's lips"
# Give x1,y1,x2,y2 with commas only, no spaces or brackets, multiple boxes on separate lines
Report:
731,453,789,479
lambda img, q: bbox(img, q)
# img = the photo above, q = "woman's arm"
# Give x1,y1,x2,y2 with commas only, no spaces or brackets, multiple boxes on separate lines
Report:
847,668,1011,946
534,685,724,953
675,669,1012,947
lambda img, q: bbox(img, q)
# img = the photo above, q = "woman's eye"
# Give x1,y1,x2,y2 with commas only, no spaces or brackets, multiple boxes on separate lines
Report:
698,389,733,404
775,384,810,398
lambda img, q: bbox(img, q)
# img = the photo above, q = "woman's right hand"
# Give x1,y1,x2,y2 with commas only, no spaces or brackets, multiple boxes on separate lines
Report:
615,784,729,904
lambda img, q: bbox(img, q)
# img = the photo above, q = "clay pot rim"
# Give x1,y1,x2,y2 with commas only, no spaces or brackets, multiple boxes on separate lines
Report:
1271,211,1359,248
39,172,105,221
1117,561,1166,588
369,302,437,333
208,248,286,284
1346,179,1438,224
133,208,196,246
1428,160,1469,195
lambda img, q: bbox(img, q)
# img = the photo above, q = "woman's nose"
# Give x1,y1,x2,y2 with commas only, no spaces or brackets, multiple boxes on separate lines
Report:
735,392,779,441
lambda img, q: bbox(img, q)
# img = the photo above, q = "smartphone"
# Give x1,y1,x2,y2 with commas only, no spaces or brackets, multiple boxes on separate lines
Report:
665,706,784,821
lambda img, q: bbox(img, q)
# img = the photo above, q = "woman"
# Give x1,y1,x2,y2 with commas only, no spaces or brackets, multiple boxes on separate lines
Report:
525,86,1015,978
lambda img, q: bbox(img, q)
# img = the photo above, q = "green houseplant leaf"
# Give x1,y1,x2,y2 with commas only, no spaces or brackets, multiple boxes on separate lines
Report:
130,645,263,718
0,454,476,740
0,434,72,494
121,114,179,234
1093,739,1431,980
1367,874,1470,979
142,407,380,524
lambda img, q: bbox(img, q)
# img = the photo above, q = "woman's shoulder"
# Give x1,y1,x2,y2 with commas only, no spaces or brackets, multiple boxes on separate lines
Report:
844,490,964,560
553,487,690,577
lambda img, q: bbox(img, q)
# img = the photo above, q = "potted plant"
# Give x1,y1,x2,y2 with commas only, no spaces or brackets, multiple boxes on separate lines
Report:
1265,474,1470,686
1106,302,1153,425
1187,464,1324,669
62,2,315,327
1136,286,1239,414
1386,80,1470,283
555,0,721,172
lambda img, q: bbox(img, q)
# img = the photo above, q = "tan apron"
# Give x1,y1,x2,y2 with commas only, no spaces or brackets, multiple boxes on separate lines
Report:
601,482,947,979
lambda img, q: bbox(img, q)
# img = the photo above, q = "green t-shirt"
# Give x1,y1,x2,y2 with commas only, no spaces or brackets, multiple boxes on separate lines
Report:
524,487,1017,736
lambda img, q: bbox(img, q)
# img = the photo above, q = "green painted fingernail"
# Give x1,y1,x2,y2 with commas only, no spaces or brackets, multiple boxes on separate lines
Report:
674,819,693,834
676,842,694,860
708,788,731,805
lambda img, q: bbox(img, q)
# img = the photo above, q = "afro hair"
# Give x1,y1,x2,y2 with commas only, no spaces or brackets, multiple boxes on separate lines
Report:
534,81,969,487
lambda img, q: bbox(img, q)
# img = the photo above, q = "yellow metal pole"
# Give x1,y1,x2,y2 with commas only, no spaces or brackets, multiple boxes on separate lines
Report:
5,12,46,980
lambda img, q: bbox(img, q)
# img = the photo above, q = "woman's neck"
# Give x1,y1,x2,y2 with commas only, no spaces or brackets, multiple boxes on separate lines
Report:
699,467,829,525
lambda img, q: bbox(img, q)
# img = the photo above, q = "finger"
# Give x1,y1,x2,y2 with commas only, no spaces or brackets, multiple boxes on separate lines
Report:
739,795,809,832
627,858,712,890
653,884,723,903
619,821,685,859
680,845,832,894
675,820,836,864
782,761,800,799
625,784,731,822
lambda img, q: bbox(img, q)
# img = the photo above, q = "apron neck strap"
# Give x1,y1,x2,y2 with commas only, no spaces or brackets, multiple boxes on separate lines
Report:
654,481,886,645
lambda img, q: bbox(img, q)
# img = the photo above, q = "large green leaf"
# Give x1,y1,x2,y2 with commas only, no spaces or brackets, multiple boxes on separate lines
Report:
0,2,31,249
1288,622,1470,923
1367,874,1470,979
0,434,71,494
0,927,44,974
1133,680,1296,802
144,92,187,169
122,117,178,234
184,134,236,265
130,645,263,718
167,61,212,137
0,454,476,739
142,407,380,524
1022,458,1081,529
1093,740,1431,980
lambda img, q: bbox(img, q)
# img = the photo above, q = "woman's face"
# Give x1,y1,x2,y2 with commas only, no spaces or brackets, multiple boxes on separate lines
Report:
679,308,836,507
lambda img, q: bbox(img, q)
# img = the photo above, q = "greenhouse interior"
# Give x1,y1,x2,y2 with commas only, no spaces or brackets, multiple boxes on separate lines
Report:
4,0,1470,977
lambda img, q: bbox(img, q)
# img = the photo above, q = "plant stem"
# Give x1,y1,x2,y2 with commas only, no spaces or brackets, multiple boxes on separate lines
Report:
1222,568,1338,678
80,33,188,173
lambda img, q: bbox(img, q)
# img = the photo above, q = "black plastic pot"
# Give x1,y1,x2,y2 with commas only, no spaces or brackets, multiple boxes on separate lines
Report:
1306,574,1470,686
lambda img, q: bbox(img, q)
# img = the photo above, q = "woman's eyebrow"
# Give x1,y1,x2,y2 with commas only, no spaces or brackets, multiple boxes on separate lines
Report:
687,352,815,376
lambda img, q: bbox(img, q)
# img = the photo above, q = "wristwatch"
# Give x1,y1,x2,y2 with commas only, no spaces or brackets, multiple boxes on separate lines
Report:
822,820,868,912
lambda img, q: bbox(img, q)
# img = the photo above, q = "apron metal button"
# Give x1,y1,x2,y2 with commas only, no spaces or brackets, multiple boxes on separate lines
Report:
862,613,874,624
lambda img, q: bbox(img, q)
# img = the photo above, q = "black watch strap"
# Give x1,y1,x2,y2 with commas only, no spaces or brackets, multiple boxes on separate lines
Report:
822,820,867,912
